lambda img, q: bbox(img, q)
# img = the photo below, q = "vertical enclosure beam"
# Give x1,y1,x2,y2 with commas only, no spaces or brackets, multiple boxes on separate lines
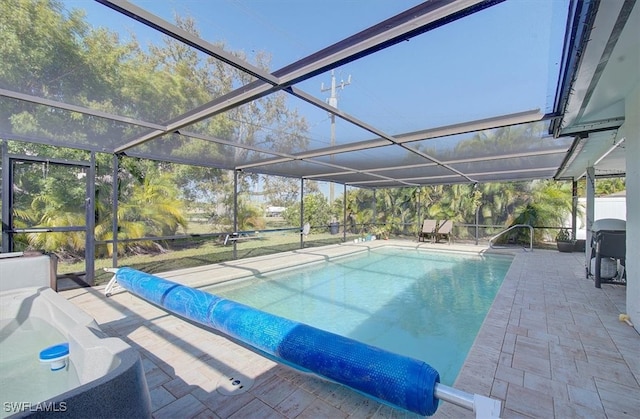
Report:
85,152,96,284
300,178,304,249
343,184,347,242
474,183,479,245
475,206,480,246
111,154,119,268
585,167,595,269
233,170,239,260
1,141,11,253
571,179,578,241
416,188,421,237
373,189,377,233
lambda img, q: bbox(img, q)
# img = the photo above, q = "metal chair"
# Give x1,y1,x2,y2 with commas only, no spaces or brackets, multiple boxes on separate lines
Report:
434,220,453,244
419,219,437,242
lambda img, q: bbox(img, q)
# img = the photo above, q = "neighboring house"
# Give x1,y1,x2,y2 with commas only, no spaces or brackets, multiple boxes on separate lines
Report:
265,206,286,217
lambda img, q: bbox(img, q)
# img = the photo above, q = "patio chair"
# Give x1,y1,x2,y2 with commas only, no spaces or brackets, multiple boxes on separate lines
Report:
419,219,437,242
434,220,453,244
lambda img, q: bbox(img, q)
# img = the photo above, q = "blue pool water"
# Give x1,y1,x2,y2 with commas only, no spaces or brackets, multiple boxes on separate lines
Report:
205,247,512,385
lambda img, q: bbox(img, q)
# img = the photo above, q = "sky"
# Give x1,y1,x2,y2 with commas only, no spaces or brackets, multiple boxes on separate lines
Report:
51,0,573,201
71,0,571,147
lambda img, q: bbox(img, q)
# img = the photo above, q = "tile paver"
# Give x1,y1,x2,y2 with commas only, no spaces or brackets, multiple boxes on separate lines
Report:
274,388,317,418
253,375,299,408
504,384,555,418
296,398,348,419
149,384,177,412
228,398,284,419
58,241,639,418
566,384,602,412
153,394,208,419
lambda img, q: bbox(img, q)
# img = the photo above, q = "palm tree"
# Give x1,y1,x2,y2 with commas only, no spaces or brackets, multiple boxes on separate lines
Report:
507,180,574,243
18,198,86,259
11,163,87,257
95,169,188,256
236,198,266,231
376,188,415,235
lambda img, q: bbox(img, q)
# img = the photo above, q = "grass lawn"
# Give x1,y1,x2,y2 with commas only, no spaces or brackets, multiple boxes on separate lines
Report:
59,231,353,285
54,221,554,286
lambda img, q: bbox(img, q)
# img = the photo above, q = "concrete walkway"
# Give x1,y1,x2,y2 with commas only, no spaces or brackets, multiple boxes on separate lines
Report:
61,241,639,418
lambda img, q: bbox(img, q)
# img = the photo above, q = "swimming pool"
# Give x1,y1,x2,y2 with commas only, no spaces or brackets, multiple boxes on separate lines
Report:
204,247,512,385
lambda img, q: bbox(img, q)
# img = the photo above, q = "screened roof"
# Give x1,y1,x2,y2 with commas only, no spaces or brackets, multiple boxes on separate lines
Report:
1,0,636,187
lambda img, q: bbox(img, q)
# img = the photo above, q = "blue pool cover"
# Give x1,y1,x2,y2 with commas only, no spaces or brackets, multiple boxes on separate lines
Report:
115,267,440,415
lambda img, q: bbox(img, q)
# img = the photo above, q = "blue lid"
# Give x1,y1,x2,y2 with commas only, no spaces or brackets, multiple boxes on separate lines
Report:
39,343,69,361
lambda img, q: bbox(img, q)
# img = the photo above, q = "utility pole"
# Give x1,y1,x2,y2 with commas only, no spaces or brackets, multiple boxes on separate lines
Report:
321,69,351,204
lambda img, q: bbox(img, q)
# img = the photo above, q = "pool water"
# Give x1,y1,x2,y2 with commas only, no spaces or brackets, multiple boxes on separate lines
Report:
205,247,512,385
0,317,80,417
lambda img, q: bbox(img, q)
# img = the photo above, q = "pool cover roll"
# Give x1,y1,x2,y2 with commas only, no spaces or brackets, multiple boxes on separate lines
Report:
115,267,440,416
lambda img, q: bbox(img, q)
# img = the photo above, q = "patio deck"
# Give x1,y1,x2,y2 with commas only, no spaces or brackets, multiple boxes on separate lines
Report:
61,241,640,418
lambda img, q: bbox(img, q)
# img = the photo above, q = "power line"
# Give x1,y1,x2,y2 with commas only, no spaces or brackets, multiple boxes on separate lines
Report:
320,69,351,204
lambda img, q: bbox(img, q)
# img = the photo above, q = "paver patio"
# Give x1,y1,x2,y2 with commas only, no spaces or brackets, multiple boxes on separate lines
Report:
61,241,639,418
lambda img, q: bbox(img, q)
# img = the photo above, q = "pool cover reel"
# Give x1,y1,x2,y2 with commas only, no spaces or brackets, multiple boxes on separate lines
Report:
115,268,440,416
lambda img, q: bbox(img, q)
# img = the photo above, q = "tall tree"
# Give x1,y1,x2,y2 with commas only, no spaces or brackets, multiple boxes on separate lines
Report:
2,0,315,256
283,193,331,229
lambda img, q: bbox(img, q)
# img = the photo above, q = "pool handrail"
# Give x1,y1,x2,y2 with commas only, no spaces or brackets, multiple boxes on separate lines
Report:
488,224,533,252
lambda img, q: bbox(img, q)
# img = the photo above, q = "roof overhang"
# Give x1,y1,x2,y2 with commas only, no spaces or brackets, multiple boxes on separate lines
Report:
553,0,638,180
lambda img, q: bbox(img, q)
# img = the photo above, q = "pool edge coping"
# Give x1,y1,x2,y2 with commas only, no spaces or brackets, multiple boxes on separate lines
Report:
153,240,516,290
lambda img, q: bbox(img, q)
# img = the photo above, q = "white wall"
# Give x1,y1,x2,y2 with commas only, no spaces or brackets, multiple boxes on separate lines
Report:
623,82,639,332
574,197,626,240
